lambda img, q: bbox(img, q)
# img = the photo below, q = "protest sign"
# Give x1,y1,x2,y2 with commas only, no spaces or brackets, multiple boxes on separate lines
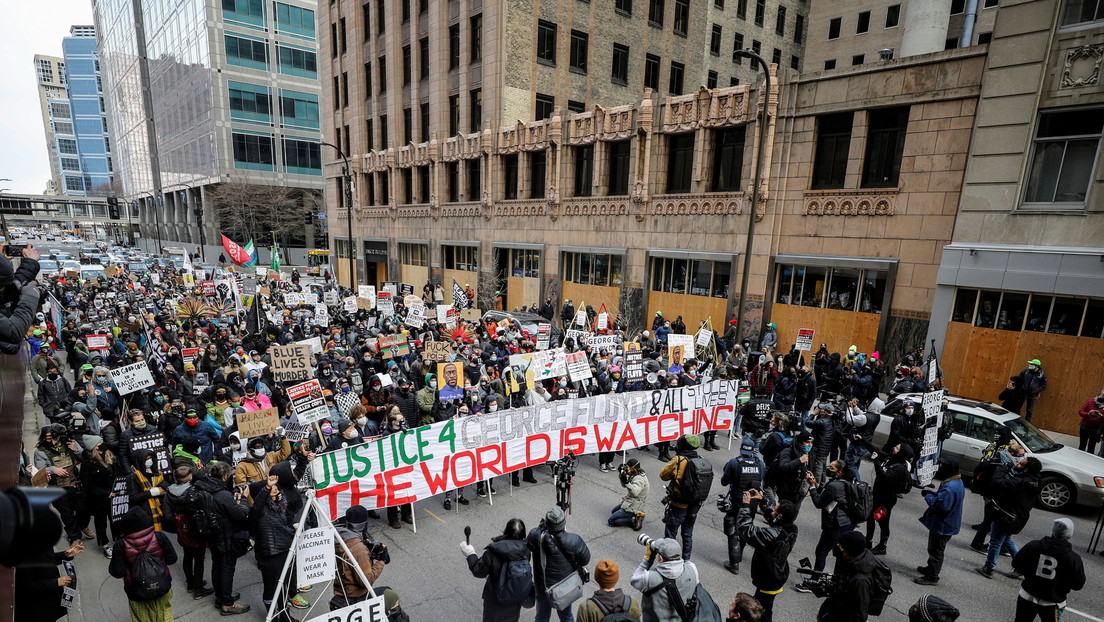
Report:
298,336,323,355
422,340,453,362
624,348,644,382
313,305,330,327
403,294,421,309
301,293,319,305
269,342,313,382
85,334,110,350
284,293,302,306
916,389,946,486
668,334,694,366
565,351,593,381
795,328,815,352
696,329,714,348
200,280,216,296
574,310,588,326
313,380,740,515
306,594,387,622
295,528,335,588
343,296,359,313
181,347,200,365
436,304,454,323
357,285,376,301
405,302,427,328
587,334,622,352
323,290,338,306
283,421,312,443
565,329,591,347
377,373,393,388
288,379,329,424
528,347,567,380
399,283,414,296
382,282,397,295
357,297,374,310
109,361,155,395
237,407,281,439
128,431,170,472
437,361,465,402
377,291,394,315
193,372,209,394
536,323,552,350
597,313,609,330
461,308,483,322
110,476,129,523
377,334,410,358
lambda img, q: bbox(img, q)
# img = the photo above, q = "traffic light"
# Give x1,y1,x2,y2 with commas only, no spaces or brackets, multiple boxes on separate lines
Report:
107,197,119,219
304,211,314,225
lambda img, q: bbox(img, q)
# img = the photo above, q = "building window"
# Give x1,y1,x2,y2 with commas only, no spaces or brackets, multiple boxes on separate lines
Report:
232,132,275,171
885,4,901,28
470,89,482,131
53,121,74,136
754,0,765,26
950,0,966,14
504,248,542,278
572,145,594,197
448,95,459,135
984,0,999,6
733,33,744,63
64,176,85,192
471,14,483,62
58,138,78,155
852,54,864,65
223,0,265,27
666,133,694,193
274,3,315,38
446,162,459,202
502,154,519,199
611,43,630,84
857,10,870,33
402,45,412,84
283,139,321,175
790,55,800,70
775,264,887,313
276,45,317,78
421,102,431,141
398,243,429,267
812,112,853,189
229,81,271,122
775,6,786,36
378,55,387,92
443,245,479,271
862,106,909,188
332,76,341,109
362,2,370,39
737,0,747,19
824,59,836,70
707,71,718,88
530,150,547,198
711,126,745,191
536,93,555,120
377,0,385,34
61,157,80,172
340,17,347,52
342,72,349,105
225,34,269,70
674,0,689,35
568,100,586,113
945,37,958,49
977,31,993,44
569,30,589,73
616,0,632,16
562,252,624,287
669,61,685,95
466,159,481,199
419,37,430,80
608,140,631,196
772,48,782,65
449,24,460,69
402,0,410,21
366,118,374,150
710,25,722,56
49,102,71,120
651,257,731,297
379,114,388,148
401,169,413,203
649,0,664,26
537,21,557,65
828,17,841,39
1023,108,1103,207
644,54,660,89
403,108,413,143
363,61,372,97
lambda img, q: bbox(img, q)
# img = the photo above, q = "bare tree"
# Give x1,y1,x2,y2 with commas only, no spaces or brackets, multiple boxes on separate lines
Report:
476,251,500,311
206,179,321,249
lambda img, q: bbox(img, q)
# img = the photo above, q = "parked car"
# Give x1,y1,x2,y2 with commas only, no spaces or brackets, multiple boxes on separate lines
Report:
63,237,83,245
480,310,564,344
873,394,1104,511
37,260,59,275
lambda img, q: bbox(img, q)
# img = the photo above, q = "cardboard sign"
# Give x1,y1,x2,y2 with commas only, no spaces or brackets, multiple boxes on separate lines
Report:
356,296,374,310
181,347,200,365
403,294,421,309
405,302,427,328
128,431,170,473
288,379,329,424
271,343,312,381
109,361,155,395
460,308,483,322
437,361,465,402
377,291,394,315
795,328,815,352
399,283,414,296
104,266,119,277
696,329,714,348
237,407,280,439
377,334,409,358
302,293,319,305
566,351,593,381
536,323,552,350
422,340,453,362
295,527,335,588
298,336,324,355
306,594,387,622
85,334,110,350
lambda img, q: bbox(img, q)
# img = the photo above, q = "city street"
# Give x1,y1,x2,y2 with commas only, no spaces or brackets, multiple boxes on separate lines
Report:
25,381,1104,622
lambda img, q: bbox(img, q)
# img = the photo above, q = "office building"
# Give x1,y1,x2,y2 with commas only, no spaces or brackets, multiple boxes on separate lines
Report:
61,25,114,196
34,54,68,195
93,0,325,260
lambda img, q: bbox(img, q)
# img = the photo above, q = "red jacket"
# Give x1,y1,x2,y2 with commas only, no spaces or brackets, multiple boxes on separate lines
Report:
1079,398,1104,430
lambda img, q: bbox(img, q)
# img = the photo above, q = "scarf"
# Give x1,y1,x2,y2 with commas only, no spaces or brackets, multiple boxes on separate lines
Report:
133,467,165,532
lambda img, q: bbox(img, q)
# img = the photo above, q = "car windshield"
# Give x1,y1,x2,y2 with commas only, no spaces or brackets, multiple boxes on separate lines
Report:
1006,418,1058,453
39,260,58,271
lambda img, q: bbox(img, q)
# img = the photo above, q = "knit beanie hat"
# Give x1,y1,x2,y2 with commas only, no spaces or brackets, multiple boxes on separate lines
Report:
839,530,868,557
594,559,619,589
81,434,103,453
545,506,566,532
1052,518,1074,540
909,595,960,622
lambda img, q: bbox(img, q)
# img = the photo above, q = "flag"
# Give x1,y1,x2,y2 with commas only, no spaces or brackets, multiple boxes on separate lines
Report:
270,242,282,273
182,251,194,284
221,234,252,266
242,239,257,267
452,280,468,309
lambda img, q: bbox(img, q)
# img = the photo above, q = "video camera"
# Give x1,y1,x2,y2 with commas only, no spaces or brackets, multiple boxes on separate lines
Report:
795,557,835,597
552,452,577,512
0,487,65,567
363,537,391,564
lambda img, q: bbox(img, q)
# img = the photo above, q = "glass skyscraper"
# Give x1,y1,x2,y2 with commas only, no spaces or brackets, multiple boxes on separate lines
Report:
61,26,114,196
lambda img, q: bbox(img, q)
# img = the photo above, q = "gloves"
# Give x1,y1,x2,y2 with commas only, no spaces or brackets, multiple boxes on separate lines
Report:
150,487,162,497
459,541,476,557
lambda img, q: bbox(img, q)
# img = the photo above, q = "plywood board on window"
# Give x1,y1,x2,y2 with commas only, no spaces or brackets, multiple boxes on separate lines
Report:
561,281,619,321
646,290,729,337
767,303,881,355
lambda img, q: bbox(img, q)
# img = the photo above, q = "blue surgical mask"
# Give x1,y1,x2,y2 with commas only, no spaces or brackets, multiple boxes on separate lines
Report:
801,445,812,455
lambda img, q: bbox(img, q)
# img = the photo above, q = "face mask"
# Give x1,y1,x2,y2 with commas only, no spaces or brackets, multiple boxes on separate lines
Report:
801,444,812,455
144,459,154,470
48,373,59,381
230,443,241,451
321,424,333,434
559,380,567,388
94,375,108,385
341,385,351,393
458,410,470,416
344,428,359,439
391,421,402,429
356,417,368,426
488,405,498,412
371,383,381,390
904,408,914,416
133,421,148,431
153,396,165,405
251,447,266,457
185,418,199,427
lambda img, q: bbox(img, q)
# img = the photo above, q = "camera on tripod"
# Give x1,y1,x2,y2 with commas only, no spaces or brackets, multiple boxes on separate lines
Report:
795,557,835,597
552,452,577,512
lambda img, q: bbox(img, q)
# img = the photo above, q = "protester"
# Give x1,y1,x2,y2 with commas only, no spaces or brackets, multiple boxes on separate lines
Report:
107,507,178,622
574,559,640,622
249,461,310,617
1009,518,1085,621
1077,388,1104,454
976,457,1042,579
462,517,534,622
816,531,884,622
915,457,965,586
1013,359,1048,422
14,540,83,622
659,434,708,560
195,461,252,615
528,506,591,622
737,492,798,622
798,460,855,584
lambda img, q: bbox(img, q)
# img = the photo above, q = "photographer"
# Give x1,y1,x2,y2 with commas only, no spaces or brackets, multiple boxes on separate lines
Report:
608,459,648,531
798,460,854,582
807,404,840,484
841,399,879,481
629,537,700,622
34,424,87,545
0,244,41,354
331,506,388,611
721,439,764,574
817,532,885,622
737,493,798,622
527,506,591,622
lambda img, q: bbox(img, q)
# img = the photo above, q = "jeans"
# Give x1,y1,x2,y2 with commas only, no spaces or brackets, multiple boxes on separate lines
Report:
814,524,855,573
924,532,952,579
211,549,239,607
534,586,575,622
1025,397,1038,422
811,452,829,485
182,544,207,589
608,506,635,527
985,522,1019,570
1014,596,1062,622
754,589,779,622
663,503,700,560
845,444,869,481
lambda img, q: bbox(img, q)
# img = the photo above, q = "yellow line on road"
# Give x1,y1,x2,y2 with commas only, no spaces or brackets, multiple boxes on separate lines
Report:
423,508,446,523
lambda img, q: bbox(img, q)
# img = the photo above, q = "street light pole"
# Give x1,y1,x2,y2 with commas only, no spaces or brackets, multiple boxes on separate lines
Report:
320,140,355,287
732,48,771,343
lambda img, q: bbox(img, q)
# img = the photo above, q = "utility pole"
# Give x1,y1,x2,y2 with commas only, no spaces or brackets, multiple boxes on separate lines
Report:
320,140,355,286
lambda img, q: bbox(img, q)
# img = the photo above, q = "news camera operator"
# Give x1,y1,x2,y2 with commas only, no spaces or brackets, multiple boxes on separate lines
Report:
331,505,389,611
813,531,886,622
0,243,42,354
608,459,648,531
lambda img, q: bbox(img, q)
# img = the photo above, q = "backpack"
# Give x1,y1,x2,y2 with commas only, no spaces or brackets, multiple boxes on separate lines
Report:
183,488,216,538
868,555,894,616
844,480,874,523
647,579,723,622
590,594,639,622
496,556,535,604
761,430,793,465
128,550,171,601
676,456,714,504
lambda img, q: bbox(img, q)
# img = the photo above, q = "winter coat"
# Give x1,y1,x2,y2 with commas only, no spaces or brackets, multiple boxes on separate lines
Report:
619,471,650,515
794,374,818,411
810,477,852,528
0,283,40,355
37,375,72,413
1016,367,1048,399
737,506,798,591
233,438,292,485
772,445,808,503
1078,397,1104,431
919,475,965,536
629,557,699,622
391,387,419,422
989,463,1041,534
466,537,533,617
575,589,641,622
333,526,386,602
526,526,591,589
80,447,122,510
192,475,251,555
169,419,221,463
14,548,71,622
659,450,703,510
248,461,304,558
808,415,838,458
1012,535,1086,605
107,509,178,601
818,549,879,622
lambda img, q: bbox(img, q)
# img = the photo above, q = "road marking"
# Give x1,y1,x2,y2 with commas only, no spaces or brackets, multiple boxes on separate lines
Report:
1067,608,1104,622
423,508,446,524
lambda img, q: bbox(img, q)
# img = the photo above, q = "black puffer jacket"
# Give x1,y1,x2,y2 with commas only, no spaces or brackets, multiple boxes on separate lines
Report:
808,414,837,458
771,445,807,503
193,475,251,554
466,538,533,611
989,463,1041,535
248,461,305,557
737,506,798,591
390,386,419,423
526,525,591,588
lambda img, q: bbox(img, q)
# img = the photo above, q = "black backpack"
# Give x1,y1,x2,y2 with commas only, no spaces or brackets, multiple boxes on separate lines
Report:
868,555,894,616
495,556,535,604
590,594,639,622
182,487,216,538
128,550,171,601
676,456,714,504
845,480,874,523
